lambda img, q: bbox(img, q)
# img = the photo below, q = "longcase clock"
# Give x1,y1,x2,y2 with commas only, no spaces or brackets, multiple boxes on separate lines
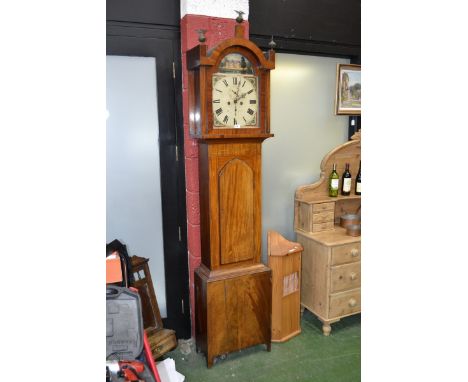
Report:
187,18,275,367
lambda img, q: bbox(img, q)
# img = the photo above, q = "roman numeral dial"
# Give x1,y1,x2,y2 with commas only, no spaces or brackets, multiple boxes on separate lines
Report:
212,73,258,128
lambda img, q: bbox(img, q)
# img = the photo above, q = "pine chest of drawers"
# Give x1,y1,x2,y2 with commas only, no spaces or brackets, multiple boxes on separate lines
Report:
296,227,360,335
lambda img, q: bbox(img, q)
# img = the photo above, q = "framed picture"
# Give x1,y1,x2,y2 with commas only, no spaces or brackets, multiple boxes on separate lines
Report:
335,64,361,115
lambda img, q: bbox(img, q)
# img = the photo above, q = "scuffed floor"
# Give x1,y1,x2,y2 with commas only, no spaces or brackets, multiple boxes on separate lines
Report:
163,310,360,382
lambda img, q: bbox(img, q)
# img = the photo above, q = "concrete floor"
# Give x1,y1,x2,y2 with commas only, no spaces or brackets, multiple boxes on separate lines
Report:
164,310,360,382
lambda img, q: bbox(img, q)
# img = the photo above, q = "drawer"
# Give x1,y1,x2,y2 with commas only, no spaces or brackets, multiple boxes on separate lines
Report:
312,221,334,232
312,211,334,224
331,243,361,265
329,289,360,318
330,262,361,293
312,202,335,213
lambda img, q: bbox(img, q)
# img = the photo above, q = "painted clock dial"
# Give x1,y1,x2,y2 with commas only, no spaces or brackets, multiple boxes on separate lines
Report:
212,53,258,128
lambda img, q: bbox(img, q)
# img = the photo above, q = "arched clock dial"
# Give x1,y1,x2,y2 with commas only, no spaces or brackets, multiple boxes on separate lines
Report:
212,74,258,128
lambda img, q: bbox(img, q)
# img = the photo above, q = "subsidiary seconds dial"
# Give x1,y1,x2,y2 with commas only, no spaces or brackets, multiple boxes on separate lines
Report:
212,74,258,128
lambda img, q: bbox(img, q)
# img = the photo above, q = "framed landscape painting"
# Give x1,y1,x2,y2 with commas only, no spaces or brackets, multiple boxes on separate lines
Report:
335,64,361,115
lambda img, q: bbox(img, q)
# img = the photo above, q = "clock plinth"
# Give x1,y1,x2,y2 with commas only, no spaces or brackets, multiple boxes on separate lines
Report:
188,22,275,367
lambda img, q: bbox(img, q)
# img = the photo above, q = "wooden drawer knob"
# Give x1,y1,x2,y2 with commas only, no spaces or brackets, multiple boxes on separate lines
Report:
349,272,357,280
348,298,357,307
351,248,359,257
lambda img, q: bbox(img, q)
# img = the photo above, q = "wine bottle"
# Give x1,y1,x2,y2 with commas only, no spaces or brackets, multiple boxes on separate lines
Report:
329,163,339,197
355,161,361,195
341,163,352,196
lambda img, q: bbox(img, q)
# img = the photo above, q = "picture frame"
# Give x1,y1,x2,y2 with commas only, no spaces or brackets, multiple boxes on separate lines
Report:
335,64,361,115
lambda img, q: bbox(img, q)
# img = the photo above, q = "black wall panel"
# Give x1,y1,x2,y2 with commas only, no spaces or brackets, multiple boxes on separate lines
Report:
107,0,179,26
250,0,360,57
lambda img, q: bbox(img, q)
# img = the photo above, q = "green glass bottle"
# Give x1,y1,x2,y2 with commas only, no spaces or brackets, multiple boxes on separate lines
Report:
329,163,339,197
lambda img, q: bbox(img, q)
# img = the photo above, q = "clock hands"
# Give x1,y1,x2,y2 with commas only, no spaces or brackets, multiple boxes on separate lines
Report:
232,76,242,124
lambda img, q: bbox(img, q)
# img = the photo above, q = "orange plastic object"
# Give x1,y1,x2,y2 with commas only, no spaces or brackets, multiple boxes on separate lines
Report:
106,251,123,284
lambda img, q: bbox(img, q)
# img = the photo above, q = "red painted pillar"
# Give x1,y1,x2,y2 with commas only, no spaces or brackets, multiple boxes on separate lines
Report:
180,14,249,336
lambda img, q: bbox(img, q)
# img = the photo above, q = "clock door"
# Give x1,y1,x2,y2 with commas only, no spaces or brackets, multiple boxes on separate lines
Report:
203,141,262,269
219,158,255,264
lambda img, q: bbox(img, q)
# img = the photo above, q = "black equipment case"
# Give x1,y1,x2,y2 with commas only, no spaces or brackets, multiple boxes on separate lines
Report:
106,285,156,382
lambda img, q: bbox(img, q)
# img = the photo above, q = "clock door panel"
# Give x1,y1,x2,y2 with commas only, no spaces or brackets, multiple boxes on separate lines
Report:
219,158,255,265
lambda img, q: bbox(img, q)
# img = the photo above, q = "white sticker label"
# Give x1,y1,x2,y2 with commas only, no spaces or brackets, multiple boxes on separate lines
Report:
343,178,352,192
356,182,361,193
331,179,339,189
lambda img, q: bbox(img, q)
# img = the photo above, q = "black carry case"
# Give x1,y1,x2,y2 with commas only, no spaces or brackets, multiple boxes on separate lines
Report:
106,285,156,382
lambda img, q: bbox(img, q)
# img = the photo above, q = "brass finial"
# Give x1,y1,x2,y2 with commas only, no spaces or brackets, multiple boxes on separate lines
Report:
196,29,207,43
234,10,245,23
268,36,277,50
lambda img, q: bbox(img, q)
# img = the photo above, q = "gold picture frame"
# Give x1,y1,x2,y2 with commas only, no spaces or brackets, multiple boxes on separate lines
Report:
335,64,361,115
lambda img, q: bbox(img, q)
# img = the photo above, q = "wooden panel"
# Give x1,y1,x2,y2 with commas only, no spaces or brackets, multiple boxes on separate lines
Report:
269,238,302,342
312,202,335,213
206,279,233,359
238,272,272,349
196,267,271,367
298,225,360,247
279,257,301,341
312,221,335,232
330,262,361,293
298,235,330,318
194,271,207,355
312,211,334,224
131,257,163,332
329,289,361,317
331,243,361,265
134,282,161,330
297,202,312,232
201,141,263,270
219,159,255,264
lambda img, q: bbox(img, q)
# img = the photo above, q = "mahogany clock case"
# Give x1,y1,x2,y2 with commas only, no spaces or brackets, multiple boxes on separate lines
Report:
187,26,275,139
188,22,276,368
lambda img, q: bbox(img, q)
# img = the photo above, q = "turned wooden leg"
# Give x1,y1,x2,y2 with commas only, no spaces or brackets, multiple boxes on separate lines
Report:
322,322,332,336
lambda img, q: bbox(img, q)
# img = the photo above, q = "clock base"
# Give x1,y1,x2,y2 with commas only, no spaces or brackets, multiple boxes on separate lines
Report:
194,264,272,368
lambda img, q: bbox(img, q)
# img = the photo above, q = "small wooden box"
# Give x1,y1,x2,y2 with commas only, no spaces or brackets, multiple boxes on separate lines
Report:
146,327,178,360
268,231,303,342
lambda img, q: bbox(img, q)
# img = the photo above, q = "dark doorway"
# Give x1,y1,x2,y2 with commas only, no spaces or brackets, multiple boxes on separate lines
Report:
107,22,190,339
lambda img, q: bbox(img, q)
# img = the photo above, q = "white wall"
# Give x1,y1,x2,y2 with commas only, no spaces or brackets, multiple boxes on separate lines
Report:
106,56,167,317
262,53,350,260
180,0,248,18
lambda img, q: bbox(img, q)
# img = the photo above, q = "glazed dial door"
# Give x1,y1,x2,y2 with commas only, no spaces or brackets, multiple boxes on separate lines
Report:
212,53,258,129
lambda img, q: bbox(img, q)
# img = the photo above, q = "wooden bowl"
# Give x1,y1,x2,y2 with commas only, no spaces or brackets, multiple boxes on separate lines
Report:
346,224,361,237
340,214,360,228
